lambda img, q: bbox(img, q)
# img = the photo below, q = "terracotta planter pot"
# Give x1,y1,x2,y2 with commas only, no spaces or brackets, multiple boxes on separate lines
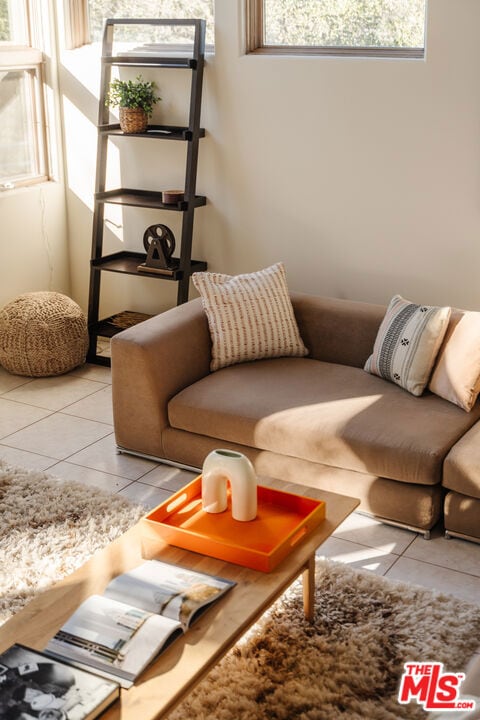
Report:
119,107,148,134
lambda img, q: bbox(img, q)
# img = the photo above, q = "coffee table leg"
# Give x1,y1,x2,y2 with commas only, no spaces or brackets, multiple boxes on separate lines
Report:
302,554,316,622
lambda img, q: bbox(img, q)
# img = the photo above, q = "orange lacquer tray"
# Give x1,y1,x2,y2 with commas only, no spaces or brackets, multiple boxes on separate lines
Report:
141,476,326,572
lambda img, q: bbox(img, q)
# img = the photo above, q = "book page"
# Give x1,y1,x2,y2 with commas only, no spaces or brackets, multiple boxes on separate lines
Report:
44,595,183,685
104,560,235,627
0,643,119,719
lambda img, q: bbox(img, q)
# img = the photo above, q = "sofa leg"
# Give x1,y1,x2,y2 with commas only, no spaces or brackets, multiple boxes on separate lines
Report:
443,528,480,544
445,531,451,539
356,510,433,538
116,445,201,473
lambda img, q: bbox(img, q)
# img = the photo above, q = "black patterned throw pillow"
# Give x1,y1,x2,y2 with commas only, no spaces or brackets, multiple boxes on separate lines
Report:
364,294,451,396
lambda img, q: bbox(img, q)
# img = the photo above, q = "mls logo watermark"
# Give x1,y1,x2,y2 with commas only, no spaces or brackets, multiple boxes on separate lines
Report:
398,662,477,712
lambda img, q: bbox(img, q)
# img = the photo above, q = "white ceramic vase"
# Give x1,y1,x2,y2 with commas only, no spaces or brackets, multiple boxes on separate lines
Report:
201,449,257,522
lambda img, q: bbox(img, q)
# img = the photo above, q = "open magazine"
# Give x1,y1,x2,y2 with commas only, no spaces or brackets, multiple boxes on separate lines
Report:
44,560,235,688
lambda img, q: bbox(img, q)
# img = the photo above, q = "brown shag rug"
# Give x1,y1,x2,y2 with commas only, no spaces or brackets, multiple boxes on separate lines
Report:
1,459,479,719
171,560,480,720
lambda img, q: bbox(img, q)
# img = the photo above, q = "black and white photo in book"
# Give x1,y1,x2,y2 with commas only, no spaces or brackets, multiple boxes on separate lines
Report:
44,560,235,688
0,644,119,720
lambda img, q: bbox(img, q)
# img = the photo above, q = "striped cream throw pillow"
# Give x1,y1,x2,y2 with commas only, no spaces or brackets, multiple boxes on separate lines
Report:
364,295,451,396
192,263,308,371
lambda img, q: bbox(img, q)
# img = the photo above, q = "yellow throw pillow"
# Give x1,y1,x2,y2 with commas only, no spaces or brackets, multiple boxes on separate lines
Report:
192,262,308,372
364,295,451,396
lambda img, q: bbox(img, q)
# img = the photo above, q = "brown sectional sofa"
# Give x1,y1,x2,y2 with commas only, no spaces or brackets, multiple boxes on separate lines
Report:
111,292,480,542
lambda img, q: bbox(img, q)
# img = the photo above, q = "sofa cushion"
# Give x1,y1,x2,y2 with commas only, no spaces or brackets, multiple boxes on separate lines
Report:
443,422,480,500
160,429,443,531
364,295,450,396
168,357,480,486
291,293,385,369
429,309,480,411
444,491,480,540
192,263,307,371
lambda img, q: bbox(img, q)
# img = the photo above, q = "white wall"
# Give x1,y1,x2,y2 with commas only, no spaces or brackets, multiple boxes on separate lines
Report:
0,183,70,307
62,0,480,318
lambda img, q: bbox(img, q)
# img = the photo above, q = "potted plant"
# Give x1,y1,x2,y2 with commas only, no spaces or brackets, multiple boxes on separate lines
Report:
105,75,161,134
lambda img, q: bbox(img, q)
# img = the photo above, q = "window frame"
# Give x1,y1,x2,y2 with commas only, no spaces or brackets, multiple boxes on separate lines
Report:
245,0,425,59
0,1,49,189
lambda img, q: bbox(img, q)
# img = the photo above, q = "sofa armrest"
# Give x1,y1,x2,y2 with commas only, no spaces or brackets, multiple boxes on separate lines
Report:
291,292,385,368
111,298,211,458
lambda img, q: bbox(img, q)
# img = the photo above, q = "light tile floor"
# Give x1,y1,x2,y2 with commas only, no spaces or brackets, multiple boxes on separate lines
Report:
1,363,480,608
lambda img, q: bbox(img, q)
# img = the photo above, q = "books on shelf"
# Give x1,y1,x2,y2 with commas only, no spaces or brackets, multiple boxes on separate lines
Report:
43,560,235,688
0,643,119,720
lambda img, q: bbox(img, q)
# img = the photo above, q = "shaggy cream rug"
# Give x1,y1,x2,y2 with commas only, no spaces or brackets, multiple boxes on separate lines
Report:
0,459,144,625
1,459,479,719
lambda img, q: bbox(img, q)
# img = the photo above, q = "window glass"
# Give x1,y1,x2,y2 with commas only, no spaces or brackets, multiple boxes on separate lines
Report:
88,1,214,46
253,0,426,55
0,0,28,44
0,69,39,182
0,0,10,41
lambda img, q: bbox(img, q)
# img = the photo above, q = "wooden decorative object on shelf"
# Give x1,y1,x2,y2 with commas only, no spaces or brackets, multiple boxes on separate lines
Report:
137,223,179,275
162,189,184,204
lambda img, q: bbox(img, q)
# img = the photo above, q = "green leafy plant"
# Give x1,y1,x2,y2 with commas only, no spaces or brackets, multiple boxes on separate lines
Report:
105,75,161,117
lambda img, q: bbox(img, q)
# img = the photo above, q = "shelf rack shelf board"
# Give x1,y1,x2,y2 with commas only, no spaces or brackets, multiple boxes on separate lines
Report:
98,124,205,141
91,251,207,279
95,189,206,211
102,55,197,69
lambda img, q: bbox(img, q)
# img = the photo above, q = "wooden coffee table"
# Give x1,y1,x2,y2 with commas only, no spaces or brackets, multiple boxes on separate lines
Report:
0,476,358,719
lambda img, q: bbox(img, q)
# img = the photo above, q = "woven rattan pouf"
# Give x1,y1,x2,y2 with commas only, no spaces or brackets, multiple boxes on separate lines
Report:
0,291,89,377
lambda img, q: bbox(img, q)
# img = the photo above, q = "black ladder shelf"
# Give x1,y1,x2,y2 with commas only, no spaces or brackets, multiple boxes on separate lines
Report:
87,18,207,365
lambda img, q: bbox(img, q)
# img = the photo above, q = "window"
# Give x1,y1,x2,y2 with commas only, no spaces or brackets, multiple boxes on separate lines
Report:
87,1,214,47
246,0,427,58
0,1,48,188
0,0,28,43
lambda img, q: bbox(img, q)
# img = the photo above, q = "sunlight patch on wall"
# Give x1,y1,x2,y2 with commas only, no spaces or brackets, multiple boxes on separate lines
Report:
62,95,97,207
